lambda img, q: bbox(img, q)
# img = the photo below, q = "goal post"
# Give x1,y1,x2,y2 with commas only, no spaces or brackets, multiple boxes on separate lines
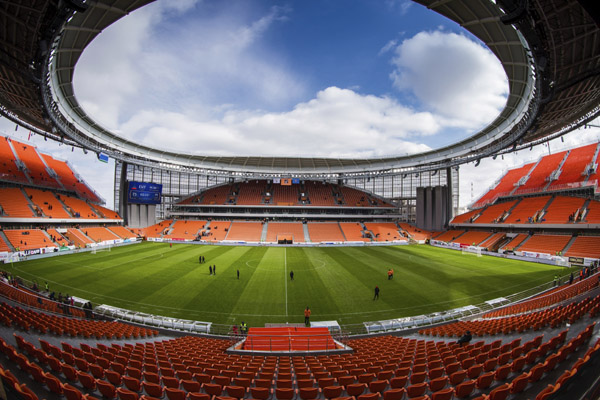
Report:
461,246,482,257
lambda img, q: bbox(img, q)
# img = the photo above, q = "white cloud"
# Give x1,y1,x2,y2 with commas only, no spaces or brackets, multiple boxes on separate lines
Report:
120,87,437,158
390,30,508,130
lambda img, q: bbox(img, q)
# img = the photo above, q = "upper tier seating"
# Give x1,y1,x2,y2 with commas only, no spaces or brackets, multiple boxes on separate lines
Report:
339,222,370,242
434,230,465,242
500,234,528,251
473,163,535,208
451,209,481,224
11,140,61,188
226,222,263,241
474,200,518,223
271,184,299,205
266,222,306,243
202,184,234,205
364,222,404,242
0,137,28,183
519,151,568,191
340,186,388,207
304,181,337,206
503,196,551,223
518,234,571,255
163,220,207,240
60,196,99,219
542,196,586,223
451,231,493,246
203,221,231,241
564,236,600,259
307,223,345,242
108,226,137,239
81,227,121,243
4,229,55,250
237,181,266,205
547,143,598,189
25,188,71,218
92,204,121,219
0,188,34,217
40,154,100,202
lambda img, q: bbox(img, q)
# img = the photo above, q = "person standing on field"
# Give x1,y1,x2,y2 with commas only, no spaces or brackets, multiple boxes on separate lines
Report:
290,270,294,281
373,285,380,300
304,306,311,326
209,265,213,275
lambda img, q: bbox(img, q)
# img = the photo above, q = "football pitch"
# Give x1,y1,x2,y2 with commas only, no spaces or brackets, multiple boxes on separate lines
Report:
5,242,570,327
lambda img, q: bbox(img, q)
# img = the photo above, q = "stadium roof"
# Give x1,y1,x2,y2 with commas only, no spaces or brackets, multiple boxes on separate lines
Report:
0,0,598,176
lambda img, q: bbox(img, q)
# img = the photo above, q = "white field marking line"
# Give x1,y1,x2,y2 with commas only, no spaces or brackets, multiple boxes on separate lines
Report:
44,251,164,271
284,247,288,317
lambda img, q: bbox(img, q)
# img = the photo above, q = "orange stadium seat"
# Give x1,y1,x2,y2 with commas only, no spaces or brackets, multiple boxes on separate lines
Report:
473,163,535,208
82,227,121,243
0,137,28,183
0,188,35,217
4,229,56,251
163,220,207,240
60,196,99,219
108,226,137,239
40,154,100,202
547,143,598,189
541,196,586,223
307,223,345,242
364,223,405,242
10,139,61,188
339,222,370,242
203,221,232,241
518,151,568,191
226,222,263,241
518,234,571,255
503,196,551,224
24,188,72,218
266,222,306,243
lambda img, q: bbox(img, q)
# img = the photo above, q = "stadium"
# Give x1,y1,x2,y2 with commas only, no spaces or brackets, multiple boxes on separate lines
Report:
0,0,599,400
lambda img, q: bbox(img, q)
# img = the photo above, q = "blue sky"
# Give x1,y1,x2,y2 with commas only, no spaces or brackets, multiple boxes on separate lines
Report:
0,0,599,211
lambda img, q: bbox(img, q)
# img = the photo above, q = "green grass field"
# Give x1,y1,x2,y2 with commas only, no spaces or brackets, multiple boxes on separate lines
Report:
5,242,570,327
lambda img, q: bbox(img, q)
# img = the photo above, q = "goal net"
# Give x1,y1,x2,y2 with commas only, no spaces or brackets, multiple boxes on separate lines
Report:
91,244,112,254
461,246,482,257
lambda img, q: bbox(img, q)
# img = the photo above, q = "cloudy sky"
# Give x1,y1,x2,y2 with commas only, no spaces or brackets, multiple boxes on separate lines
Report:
0,0,599,211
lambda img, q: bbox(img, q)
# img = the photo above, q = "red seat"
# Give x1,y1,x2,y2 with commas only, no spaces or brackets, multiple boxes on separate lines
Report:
142,381,164,398
165,388,187,400
431,388,453,400
368,380,388,394
476,372,494,390
428,377,447,393
77,371,96,390
45,373,64,395
188,394,211,400
358,393,380,400
453,380,475,399
117,387,139,400
275,388,295,400
346,383,367,397
323,386,344,399
488,383,510,400
509,373,529,394
390,376,408,389
226,385,247,399
97,379,117,399
250,387,271,400
406,382,427,398
298,387,321,400
383,388,405,400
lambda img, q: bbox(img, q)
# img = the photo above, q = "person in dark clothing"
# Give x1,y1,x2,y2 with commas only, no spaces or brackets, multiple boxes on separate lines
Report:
199,255,202,264
209,265,213,275
237,269,239,279
569,272,574,285
304,306,311,326
213,265,216,275
373,286,380,300
290,271,294,281
457,330,472,346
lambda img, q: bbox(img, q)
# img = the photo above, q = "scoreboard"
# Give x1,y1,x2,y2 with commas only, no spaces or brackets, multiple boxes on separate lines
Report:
127,181,162,204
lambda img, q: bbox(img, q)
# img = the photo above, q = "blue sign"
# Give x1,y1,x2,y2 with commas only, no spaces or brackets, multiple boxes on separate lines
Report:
127,181,162,204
